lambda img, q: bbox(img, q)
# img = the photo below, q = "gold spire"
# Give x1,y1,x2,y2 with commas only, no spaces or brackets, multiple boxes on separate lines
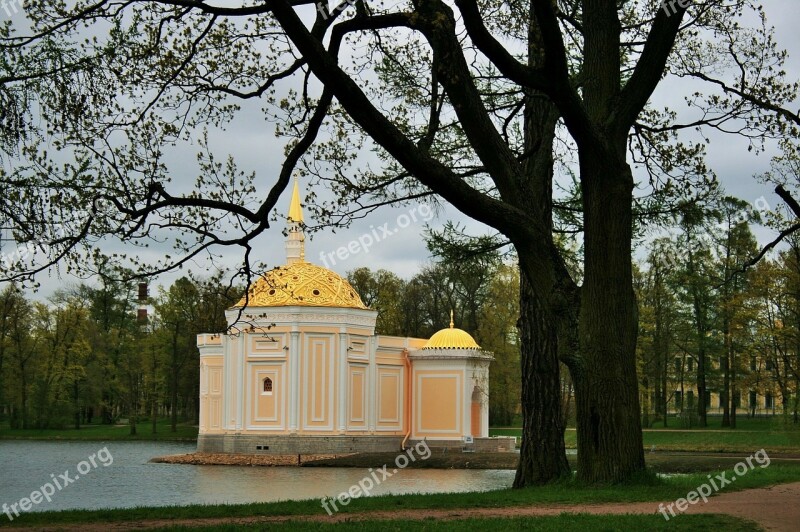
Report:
285,177,305,265
288,177,304,223
450,310,454,329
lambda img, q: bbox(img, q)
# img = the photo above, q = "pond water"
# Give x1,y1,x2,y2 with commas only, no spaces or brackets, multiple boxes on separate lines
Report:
0,441,514,513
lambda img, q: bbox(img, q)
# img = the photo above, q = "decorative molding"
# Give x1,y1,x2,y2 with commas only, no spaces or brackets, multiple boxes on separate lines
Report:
252,312,377,326
409,348,493,361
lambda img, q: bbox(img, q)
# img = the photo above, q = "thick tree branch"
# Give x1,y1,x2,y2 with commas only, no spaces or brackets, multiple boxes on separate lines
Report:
528,0,597,148
255,87,334,222
613,3,686,132
268,0,541,246
415,0,525,207
777,184,800,218
736,185,800,276
453,0,550,91
151,0,316,17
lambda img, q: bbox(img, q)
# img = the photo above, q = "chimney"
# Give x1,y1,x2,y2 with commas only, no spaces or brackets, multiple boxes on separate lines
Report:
138,283,148,302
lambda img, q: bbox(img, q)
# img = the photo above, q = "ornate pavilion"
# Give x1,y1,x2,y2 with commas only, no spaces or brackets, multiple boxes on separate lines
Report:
196,180,515,454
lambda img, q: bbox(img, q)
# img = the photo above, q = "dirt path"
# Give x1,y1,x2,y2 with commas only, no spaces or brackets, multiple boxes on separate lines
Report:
8,482,800,531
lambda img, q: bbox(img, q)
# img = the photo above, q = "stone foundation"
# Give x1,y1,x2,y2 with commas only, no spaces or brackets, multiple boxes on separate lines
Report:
423,437,517,453
197,434,516,454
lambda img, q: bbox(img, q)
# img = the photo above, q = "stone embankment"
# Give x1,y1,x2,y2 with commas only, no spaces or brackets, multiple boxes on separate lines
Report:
151,451,519,468
150,453,343,466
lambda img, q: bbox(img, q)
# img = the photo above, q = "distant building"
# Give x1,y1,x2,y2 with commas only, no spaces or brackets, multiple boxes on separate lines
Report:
196,180,515,454
650,354,787,420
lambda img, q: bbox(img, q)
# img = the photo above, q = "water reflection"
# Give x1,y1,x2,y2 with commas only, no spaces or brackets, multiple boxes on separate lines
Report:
0,441,514,512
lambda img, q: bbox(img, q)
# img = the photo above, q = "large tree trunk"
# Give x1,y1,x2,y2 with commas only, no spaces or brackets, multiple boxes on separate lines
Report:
575,156,645,483
511,44,572,485
513,268,570,486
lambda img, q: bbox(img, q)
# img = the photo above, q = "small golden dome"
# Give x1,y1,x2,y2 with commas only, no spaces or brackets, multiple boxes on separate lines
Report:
235,262,367,309
422,313,480,350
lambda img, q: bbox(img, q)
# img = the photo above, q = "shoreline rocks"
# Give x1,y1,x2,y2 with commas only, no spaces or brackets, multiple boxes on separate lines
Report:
150,451,519,469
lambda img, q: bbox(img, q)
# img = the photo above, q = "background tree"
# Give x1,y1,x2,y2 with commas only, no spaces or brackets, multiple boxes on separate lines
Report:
477,263,521,427
155,277,201,433
636,239,681,427
714,198,760,427
0,284,19,423
29,292,92,429
4,289,37,428
679,210,718,427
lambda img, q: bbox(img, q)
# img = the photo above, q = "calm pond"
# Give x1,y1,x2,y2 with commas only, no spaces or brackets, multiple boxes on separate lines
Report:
0,441,514,513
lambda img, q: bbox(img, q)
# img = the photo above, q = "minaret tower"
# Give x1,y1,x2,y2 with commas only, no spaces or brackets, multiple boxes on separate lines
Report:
285,177,305,265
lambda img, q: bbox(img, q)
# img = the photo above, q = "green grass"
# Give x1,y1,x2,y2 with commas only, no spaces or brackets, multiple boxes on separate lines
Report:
493,415,800,432
645,416,800,431
2,463,797,528
637,430,800,453
158,514,761,531
0,419,198,441
490,416,800,453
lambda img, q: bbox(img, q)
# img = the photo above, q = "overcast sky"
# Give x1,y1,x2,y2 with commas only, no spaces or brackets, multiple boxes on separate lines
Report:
3,1,800,300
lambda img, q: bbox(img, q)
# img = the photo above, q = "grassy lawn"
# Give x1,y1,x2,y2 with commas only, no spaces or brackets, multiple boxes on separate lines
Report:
644,416,800,431
0,419,198,441
490,416,800,453
636,430,800,453
157,514,760,531
493,415,800,430
2,462,797,528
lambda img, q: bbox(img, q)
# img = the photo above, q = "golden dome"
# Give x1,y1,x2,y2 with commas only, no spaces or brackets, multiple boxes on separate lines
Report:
235,262,368,309
422,313,480,350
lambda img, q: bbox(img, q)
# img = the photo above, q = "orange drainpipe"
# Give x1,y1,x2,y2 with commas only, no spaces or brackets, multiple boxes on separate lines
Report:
401,348,412,450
